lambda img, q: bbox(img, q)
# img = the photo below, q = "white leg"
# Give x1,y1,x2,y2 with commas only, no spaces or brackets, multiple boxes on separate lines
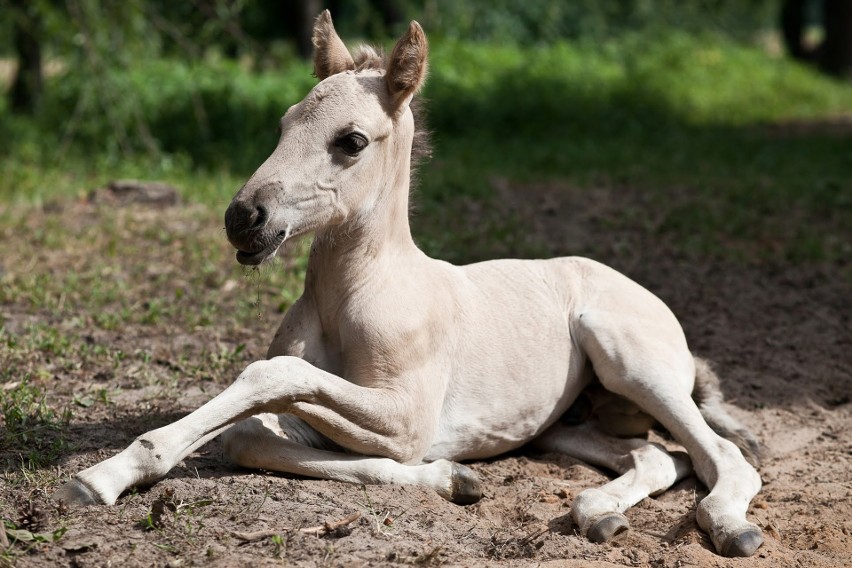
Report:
604,383,761,556
534,422,692,542
221,413,481,504
55,356,439,506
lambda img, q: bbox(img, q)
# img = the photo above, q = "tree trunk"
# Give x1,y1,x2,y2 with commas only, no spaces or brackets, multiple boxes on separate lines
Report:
821,0,852,77
297,0,323,59
781,0,815,61
9,0,44,115
781,0,852,78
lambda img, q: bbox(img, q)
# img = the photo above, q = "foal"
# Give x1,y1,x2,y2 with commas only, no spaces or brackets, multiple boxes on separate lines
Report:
56,12,764,557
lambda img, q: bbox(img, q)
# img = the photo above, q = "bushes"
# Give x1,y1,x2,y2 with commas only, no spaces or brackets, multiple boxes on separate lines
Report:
7,27,851,178
419,0,777,45
29,57,314,173
3,30,851,165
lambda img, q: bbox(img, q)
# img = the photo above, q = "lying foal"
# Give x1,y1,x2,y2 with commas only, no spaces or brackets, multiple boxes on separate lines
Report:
56,12,764,557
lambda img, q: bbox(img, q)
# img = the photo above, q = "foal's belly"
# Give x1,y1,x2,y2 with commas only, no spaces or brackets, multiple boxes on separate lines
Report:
424,357,591,462
423,258,590,462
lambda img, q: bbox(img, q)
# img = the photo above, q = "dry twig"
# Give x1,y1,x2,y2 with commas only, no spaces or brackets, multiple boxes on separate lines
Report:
231,511,361,543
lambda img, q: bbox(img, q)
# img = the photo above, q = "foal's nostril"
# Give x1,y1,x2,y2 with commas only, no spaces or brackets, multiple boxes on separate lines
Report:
225,201,268,232
253,205,268,229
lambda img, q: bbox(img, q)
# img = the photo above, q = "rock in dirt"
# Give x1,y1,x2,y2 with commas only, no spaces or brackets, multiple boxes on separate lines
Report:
89,180,181,207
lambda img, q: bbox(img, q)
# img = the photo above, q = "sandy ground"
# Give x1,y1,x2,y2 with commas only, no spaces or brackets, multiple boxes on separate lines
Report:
1,182,850,567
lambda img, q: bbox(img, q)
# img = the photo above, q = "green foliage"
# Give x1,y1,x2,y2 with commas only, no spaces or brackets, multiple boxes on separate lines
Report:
1,23,851,261
2,517,68,566
3,522,67,546
426,32,852,136
122,58,314,170
1,57,314,174
0,377,71,469
418,34,852,261
417,0,777,44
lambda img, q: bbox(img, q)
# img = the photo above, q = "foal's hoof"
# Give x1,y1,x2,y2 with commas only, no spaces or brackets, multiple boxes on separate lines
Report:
721,527,763,557
53,478,103,507
449,463,482,505
586,512,630,543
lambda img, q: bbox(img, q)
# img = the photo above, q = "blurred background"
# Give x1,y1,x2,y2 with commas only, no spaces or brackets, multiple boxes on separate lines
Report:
1,0,851,263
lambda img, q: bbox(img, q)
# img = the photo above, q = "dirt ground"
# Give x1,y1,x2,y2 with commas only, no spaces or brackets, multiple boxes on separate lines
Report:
1,181,850,567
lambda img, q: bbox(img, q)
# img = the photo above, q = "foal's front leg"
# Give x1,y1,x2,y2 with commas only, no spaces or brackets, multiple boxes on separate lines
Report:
55,356,435,506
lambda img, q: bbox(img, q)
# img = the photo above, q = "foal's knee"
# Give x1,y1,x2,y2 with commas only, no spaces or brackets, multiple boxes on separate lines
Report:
221,418,272,468
235,356,310,393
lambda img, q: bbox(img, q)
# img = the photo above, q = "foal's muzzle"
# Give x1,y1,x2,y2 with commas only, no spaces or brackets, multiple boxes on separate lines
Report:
224,200,285,265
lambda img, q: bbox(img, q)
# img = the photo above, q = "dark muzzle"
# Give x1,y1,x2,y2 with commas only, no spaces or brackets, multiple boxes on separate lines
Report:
224,200,268,252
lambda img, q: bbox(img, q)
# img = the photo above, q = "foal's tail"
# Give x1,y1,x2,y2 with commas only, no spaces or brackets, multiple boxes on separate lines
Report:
692,356,762,467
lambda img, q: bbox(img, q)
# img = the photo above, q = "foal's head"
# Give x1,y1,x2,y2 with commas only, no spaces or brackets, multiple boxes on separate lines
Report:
225,11,428,265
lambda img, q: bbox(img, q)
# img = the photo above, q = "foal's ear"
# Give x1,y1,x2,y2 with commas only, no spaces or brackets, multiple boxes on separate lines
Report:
312,10,355,80
386,21,428,111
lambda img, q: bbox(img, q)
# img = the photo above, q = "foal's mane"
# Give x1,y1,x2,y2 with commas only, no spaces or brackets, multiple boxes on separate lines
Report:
352,45,432,178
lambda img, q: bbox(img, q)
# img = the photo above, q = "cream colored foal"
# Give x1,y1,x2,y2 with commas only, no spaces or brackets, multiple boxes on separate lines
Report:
56,12,763,557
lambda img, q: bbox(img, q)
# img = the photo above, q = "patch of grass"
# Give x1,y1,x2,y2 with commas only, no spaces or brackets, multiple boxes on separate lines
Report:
0,204,303,328
131,488,220,560
357,485,410,536
269,533,288,559
1,516,68,567
0,377,72,470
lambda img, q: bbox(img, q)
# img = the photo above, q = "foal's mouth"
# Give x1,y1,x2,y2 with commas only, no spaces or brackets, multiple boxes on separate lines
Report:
235,230,288,266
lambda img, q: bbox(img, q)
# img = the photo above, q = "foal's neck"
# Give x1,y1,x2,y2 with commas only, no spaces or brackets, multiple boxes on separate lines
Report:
306,165,422,312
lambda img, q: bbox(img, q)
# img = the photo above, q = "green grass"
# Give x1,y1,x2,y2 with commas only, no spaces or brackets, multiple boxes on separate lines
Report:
1,31,850,262
0,377,71,470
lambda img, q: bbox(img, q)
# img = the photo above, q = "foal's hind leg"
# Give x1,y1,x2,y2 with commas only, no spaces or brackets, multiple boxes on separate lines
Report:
534,422,692,543
577,309,763,557
221,413,481,504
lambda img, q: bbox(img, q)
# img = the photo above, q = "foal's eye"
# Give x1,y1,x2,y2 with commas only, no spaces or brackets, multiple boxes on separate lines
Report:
335,132,369,156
